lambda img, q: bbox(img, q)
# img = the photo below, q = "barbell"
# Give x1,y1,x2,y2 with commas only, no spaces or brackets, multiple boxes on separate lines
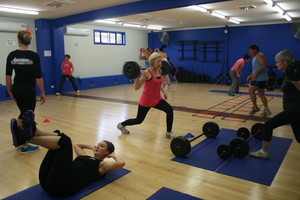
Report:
123,60,171,79
286,60,300,81
170,121,220,157
217,123,264,159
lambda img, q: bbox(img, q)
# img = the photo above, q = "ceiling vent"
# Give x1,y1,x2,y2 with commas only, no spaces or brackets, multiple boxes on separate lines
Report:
237,5,256,11
44,0,76,8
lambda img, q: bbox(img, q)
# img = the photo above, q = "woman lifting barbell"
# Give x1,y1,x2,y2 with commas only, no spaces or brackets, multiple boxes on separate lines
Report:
117,52,176,139
250,49,300,159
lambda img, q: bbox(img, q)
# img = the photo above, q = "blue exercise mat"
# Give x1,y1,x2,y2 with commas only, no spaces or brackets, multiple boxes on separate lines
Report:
147,187,203,200
4,168,131,200
216,136,292,185
172,129,292,186
172,128,237,171
209,89,283,97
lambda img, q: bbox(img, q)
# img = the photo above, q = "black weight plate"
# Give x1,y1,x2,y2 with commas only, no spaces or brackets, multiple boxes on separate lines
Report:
217,144,232,160
251,123,264,140
161,60,171,75
286,61,300,81
237,127,250,139
229,138,249,158
170,136,191,157
123,61,140,79
203,121,220,138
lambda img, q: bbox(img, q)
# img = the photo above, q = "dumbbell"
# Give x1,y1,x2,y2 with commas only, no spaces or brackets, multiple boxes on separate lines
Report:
285,60,300,81
170,121,220,157
123,60,171,79
217,123,264,159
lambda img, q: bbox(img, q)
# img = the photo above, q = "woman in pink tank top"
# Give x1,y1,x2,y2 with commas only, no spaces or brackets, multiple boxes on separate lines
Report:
117,52,176,139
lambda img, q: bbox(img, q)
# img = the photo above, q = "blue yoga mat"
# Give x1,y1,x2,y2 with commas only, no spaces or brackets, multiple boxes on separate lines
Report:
172,128,237,171
4,168,131,200
172,129,292,186
209,89,283,97
147,187,203,200
217,136,292,185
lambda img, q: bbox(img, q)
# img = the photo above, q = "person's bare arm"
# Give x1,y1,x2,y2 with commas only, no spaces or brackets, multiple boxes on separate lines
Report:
73,143,94,156
5,75,15,101
291,80,300,91
36,78,46,104
99,152,125,174
134,69,150,90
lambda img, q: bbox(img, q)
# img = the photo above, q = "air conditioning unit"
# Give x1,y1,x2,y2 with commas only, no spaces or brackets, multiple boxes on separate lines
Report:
64,27,90,36
0,22,27,32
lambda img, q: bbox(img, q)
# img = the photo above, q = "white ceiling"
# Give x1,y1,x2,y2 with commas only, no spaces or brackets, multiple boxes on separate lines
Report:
0,0,299,31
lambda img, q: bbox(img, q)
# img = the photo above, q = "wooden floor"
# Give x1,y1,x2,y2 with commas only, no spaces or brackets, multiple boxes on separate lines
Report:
0,83,299,200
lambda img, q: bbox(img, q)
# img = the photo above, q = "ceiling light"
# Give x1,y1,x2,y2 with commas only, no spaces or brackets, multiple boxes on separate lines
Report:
188,5,207,12
0,6,38,15
274,4,284,15
158,17,177,23
94,20,116,24
146,26,162,30
263,0,273,5
283,14,292,21
122,23,142,28
228,18,240,24
210,11,226,19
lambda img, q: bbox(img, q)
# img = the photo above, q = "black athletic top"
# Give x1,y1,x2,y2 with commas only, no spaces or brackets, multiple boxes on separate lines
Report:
72,156,106,191
281,75,300,113
6,50,42,87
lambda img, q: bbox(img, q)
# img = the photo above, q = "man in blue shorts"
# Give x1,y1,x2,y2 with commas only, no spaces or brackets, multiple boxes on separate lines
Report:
247,44,271,117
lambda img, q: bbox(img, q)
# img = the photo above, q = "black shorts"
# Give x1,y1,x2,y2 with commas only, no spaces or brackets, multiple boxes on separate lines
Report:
250,81,267,89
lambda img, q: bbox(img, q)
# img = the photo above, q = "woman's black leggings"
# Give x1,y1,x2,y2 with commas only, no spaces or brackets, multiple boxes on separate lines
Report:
12,85,36,119
39,134,76,197
263,110,300,143
122,99,173,132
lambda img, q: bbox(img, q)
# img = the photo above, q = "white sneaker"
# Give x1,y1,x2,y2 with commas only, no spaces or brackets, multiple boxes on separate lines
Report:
249,150,269,159
56,93,61,96
166,131,176,139
260,109,271,117
76,90,80,93
117,123,129,134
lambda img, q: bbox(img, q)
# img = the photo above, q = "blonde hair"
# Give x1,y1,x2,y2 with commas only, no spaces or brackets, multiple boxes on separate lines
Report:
149,52,161,66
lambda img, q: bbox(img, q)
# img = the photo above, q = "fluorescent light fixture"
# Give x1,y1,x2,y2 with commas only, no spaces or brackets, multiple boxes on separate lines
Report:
94,20,116,24
0,6,38,15
122,23,142,28
158,17,177,23
264,0,273,5
228,18,240,24
188,5,207,12
210,11,225,19
274,4,284,15
283,14,292,21
146,26,162,30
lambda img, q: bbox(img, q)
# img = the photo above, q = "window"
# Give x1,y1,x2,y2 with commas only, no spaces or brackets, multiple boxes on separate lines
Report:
94,30,126,45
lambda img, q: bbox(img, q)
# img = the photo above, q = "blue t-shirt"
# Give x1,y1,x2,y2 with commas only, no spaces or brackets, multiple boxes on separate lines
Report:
252,52,268,81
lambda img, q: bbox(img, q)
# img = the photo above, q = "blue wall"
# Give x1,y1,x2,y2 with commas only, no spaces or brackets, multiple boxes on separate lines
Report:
149,23,300,84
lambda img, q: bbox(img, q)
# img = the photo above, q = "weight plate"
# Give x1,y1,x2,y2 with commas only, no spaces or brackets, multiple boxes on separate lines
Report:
236,127,250,139
229,138,249,158
123,61,140,79
251,123,264,140
161,60,171,75
203,121,220,138
217,144,232,160
170,136,191,157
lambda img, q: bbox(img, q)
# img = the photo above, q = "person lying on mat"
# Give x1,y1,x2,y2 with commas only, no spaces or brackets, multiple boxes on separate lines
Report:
10,110,125,197
250,49,300,159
